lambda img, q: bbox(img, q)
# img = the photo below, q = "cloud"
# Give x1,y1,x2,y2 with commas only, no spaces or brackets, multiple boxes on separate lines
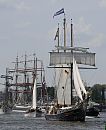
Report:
50,0,57,4
15,22,31,29
72,17,106,48
15,1,30,11
74,17,91,34
50,0,62,4
98,0,106,8
88,33,106,47
0,0,30,11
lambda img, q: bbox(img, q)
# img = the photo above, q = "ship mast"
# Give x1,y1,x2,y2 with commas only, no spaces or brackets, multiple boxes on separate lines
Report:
57,23,60,52
15,54,18,102
63,14,66,52
71,19,73,105
63,14,66,106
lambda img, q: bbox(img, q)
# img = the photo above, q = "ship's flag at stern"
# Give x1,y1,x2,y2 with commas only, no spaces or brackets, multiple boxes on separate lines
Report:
53,8,64,18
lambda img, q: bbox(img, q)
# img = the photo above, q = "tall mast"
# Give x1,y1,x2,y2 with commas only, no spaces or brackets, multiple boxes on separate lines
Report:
57,23,59,52
5,68,9,103
33,53,36,85
40,60,43,103
15,54,18,102
63,14,66,105
71,19,73,105
63,14,66,52
24,53,27,85
24,53,27,104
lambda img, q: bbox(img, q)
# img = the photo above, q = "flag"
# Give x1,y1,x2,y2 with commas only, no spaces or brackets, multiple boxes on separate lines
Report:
54,28,59,40
53,8,64,18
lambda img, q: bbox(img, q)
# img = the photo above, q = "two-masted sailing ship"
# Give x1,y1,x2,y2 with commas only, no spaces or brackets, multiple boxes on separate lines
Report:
45,9,96,121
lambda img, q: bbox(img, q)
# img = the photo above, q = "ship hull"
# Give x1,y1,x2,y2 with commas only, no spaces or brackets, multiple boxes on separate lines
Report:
45,104,86,121
12,105,31,113
25,108,43,117
86,107,99,117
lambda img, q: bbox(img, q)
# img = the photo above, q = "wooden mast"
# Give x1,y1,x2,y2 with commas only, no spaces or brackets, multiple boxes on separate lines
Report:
57,23,59,53
63,14,66,52
15,54,18,102
63,13,66,106
71,19,73,105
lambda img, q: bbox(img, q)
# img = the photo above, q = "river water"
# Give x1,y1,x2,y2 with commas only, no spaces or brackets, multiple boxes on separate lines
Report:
0,112,105,130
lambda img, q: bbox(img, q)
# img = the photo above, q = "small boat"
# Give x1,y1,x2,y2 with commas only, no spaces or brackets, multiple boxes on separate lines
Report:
86,101,99,117
86,107,99,117
12,104,31,113
25,78,43,117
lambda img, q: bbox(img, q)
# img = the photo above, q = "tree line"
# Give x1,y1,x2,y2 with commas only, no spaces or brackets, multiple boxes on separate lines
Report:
46,84,106,105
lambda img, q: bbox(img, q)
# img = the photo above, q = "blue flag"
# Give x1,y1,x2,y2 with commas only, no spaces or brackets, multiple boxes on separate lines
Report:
53,8,64,18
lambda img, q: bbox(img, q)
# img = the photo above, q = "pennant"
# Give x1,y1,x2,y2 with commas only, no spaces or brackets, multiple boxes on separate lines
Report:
53,8,64,18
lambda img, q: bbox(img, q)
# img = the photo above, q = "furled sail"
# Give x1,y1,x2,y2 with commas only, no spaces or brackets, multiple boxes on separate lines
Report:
73,58,83,101
74,59,87,95
32,78,36,109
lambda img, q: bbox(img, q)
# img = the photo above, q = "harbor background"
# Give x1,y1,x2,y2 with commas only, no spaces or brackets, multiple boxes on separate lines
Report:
0,112,105,130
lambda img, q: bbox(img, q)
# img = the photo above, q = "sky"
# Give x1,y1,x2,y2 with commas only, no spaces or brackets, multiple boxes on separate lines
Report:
0,0,106,90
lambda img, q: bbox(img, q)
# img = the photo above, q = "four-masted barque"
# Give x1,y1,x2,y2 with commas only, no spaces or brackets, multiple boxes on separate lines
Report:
1,53,48,113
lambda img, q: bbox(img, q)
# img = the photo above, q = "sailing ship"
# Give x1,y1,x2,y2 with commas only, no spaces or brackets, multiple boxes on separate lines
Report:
4,53,47,113
45,9,96,121
1,68,13,113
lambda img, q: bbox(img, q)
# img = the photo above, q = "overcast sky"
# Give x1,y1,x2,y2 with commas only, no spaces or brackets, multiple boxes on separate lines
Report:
0,0,106,90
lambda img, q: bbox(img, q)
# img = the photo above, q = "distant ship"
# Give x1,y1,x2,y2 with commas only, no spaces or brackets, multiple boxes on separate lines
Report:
86,101,99,117
25,78,43,117
1,53,48,114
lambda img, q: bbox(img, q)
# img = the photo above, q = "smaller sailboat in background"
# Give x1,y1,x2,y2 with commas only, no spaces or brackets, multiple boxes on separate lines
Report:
25,78,42,117
1,68,13,113
86,100,99,117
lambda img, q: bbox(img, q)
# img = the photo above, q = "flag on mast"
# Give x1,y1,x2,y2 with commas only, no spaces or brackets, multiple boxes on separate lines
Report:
54,28,59,40
53,8,64,18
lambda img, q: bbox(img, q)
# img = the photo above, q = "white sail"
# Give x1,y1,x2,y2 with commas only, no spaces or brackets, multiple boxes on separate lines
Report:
55,58,85,104
55,64,71,105
64,68,71,105
32,78,37,109
73,58,83,101
74,59,87,95
55,65,65,105
50,51,95,66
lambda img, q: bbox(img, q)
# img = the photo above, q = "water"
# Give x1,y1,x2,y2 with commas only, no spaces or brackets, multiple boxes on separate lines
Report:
0,112,105,130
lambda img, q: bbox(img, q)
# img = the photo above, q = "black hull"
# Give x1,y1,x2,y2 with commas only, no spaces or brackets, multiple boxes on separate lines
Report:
45,106,86,121
45,91,89,121
86,107,99,117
